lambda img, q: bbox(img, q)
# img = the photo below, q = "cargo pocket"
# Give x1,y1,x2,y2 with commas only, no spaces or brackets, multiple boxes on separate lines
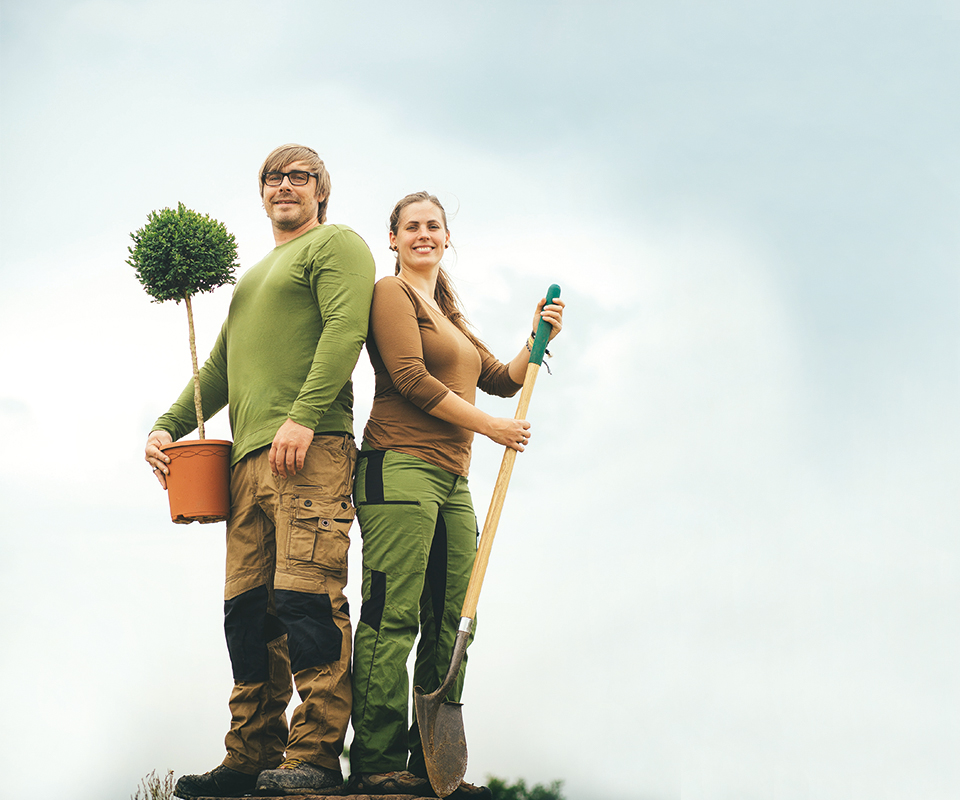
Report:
288,497,355,574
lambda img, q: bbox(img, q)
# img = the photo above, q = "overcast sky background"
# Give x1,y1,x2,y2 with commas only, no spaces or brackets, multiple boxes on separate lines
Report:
1,2,958,799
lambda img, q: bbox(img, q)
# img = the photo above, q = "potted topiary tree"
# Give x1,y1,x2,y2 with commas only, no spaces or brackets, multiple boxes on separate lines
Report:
128,202,240,523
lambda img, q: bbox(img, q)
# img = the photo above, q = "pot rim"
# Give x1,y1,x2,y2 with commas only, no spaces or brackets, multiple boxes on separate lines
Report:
160,438,232,451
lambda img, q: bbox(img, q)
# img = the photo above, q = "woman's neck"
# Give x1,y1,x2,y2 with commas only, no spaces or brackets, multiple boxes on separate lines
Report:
398,267,440,310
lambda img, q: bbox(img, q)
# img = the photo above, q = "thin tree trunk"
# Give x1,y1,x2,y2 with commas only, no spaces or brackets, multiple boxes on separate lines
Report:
184,293,205,439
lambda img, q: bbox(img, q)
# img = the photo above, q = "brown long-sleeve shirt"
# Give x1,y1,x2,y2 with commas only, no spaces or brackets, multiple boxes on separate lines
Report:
362,276,522,476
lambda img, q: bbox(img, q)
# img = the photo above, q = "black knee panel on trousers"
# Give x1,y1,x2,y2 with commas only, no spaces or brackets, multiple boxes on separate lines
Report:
425,514,449,645
275,589,341,671
224,585,287,682
359,569,387,632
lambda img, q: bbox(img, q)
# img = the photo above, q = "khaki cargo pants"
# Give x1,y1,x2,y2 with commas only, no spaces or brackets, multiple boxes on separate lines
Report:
220,433,356,774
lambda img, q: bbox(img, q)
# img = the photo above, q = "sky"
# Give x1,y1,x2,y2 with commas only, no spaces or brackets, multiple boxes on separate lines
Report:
1,2,958,799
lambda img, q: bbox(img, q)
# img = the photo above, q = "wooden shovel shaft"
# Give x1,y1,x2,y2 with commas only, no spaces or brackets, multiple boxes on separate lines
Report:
459,359,542,620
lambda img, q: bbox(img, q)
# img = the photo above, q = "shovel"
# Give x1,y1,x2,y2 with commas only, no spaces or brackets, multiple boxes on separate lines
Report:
414,283,562,798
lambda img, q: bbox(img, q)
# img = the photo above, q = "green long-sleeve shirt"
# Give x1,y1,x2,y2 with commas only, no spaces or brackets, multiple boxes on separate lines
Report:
154,224,375,465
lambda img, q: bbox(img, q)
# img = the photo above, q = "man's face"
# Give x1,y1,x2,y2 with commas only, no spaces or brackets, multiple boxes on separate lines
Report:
262,160,322,232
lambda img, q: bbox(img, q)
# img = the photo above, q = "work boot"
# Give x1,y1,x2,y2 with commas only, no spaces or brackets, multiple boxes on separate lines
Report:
255,758,343,795
346,770,433,795
347,770,491,799
173,764,258,798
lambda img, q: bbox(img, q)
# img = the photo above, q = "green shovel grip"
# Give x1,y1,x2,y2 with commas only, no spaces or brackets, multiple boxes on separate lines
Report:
529,284,562,365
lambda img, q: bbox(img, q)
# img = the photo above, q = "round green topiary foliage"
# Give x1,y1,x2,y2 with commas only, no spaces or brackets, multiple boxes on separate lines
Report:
128,202,239,303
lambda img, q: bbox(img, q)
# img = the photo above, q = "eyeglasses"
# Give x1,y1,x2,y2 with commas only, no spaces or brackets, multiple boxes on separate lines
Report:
262,170,319,187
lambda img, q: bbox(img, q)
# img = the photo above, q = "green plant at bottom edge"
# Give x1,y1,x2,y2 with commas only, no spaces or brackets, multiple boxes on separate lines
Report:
487,775,566,800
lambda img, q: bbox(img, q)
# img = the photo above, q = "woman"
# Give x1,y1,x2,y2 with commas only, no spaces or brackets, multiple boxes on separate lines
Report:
347,192,564,797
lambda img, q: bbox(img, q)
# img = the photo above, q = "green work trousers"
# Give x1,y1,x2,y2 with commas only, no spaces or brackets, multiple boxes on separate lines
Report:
350,447,478,775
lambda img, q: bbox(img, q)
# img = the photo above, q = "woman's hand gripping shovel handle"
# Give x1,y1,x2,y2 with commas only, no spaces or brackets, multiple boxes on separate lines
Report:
415,284,562,798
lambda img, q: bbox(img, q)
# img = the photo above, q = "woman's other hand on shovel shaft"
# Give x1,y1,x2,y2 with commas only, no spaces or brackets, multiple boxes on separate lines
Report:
429,392,532,451
484,416,531,451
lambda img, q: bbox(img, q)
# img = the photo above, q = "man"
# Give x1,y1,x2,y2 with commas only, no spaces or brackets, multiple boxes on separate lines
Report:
145,144,375,797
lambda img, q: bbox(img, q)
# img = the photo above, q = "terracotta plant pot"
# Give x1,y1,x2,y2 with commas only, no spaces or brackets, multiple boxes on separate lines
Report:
160,439,232,524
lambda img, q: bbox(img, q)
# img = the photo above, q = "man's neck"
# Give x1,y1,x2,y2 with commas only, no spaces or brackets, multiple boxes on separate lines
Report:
273,217,321,246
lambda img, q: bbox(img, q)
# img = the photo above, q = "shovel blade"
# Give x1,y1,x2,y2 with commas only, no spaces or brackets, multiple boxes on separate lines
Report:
414,686,467,797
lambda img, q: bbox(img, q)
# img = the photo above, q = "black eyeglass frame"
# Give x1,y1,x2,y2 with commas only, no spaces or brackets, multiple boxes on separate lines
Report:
261,170,320,187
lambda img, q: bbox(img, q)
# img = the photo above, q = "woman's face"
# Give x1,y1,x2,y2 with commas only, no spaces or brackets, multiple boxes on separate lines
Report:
391,200,449,272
